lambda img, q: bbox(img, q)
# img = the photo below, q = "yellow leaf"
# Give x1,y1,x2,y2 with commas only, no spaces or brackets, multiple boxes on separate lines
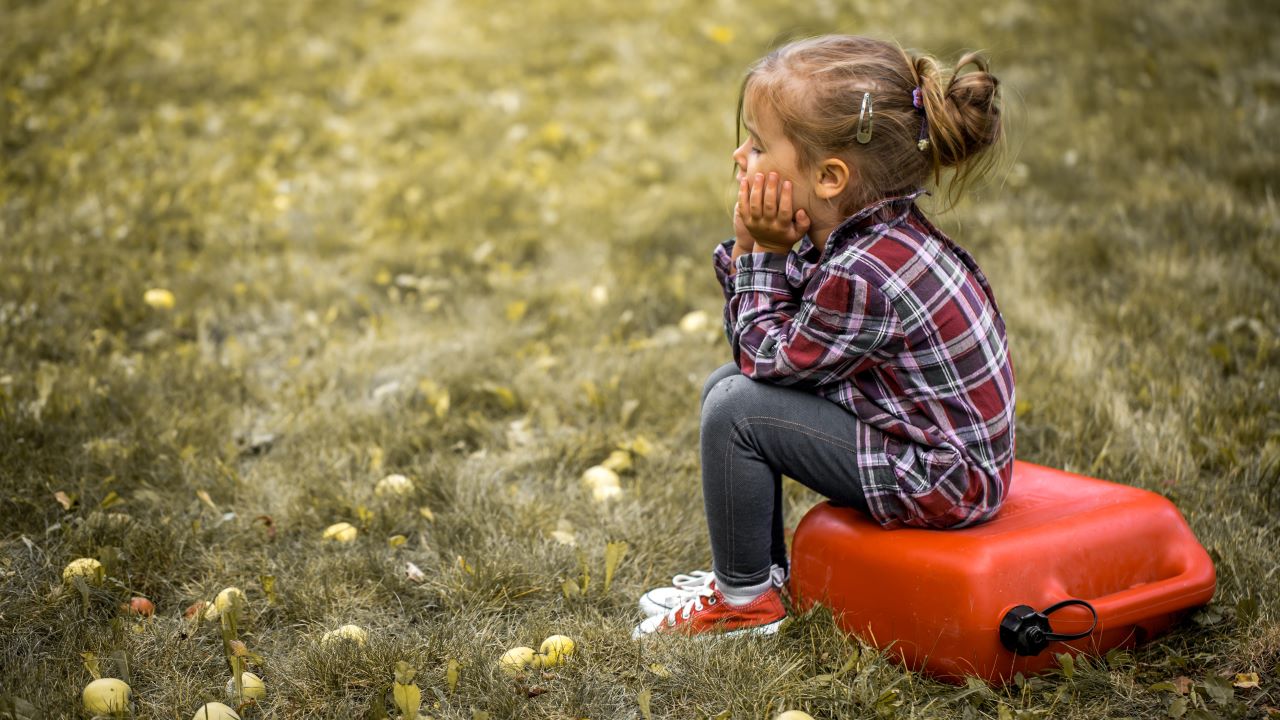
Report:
98,491,123,510
388,535,407,548
81,651,101,680
648,663,671,678
446,659,461,694
705,25,734,45
506,300,528,322
259,575,276,605
481,383,518,411
627,436,655,457
419,506,436,522
196,489,219,513
1234,672,1260,689
562,578,581,598
394,660,417,685
637,689,652,720
539,122,566,144
604,541,629,593
54,491,74,510
392,682,421,718
601,449,632,473
368,446,384,471
355,505,374,525
457,555,474,575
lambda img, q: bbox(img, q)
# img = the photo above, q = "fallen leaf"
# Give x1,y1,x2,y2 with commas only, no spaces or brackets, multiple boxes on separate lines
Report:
447,658,461,693
406,562,426,582
54,491,74,510
603,541,628,593
196,489,218,513
1234,673,1260,689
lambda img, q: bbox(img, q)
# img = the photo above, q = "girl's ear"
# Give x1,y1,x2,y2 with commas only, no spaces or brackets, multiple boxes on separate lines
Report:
813,157,851,200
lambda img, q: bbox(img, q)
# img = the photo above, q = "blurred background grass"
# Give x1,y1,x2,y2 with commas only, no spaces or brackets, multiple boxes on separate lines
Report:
1,0,1277,717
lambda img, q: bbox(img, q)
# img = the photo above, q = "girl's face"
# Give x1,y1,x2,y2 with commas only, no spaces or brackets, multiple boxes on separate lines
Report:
732,101,816,212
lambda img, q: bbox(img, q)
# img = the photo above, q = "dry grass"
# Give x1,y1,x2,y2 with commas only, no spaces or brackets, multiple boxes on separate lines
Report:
1,0,1277,717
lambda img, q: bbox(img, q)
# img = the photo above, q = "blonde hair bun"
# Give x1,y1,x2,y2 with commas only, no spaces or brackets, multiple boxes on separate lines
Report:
916,51,1002,170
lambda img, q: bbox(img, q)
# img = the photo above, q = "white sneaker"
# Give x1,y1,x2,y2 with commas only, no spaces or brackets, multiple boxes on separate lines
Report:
637,565,788,617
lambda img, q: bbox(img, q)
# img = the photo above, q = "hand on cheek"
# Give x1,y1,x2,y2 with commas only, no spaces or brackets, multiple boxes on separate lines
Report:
737,172,811,254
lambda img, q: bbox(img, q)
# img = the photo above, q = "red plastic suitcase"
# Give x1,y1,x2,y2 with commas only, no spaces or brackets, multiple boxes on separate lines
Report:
789,461,1216,684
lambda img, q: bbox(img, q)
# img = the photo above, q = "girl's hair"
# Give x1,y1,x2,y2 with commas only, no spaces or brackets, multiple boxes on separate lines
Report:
737,35,1003,213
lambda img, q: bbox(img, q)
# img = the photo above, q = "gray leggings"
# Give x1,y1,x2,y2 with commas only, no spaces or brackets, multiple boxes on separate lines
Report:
700,361,872,588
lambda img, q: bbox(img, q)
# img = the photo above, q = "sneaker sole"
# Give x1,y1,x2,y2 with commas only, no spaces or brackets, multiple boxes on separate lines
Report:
722,618,784,637
632,617,785,640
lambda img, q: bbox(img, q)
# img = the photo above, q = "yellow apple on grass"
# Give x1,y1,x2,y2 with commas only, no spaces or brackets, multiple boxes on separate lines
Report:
322,624,368,646
225,671,266,701
375,473,414,496
775,712,816,720
323,522,358,542
499,646,536,676
62,558,104,586
190,702,240,720
539,635,576,666
592,483,622,502
82,678,130,714
580,465,620,490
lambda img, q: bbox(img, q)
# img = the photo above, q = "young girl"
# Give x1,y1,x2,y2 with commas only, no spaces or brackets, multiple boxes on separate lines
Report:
633,35,1016,637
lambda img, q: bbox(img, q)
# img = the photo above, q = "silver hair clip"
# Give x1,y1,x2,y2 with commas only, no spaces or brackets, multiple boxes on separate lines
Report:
856,92,873,144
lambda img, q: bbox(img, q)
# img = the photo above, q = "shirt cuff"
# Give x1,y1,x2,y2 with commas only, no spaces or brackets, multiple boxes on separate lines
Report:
733,252,790,294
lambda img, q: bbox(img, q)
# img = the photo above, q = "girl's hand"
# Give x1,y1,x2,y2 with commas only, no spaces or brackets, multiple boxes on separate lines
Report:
738,172,811,254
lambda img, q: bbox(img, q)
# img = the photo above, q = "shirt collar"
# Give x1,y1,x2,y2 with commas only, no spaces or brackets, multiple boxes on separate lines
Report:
824,187,929,249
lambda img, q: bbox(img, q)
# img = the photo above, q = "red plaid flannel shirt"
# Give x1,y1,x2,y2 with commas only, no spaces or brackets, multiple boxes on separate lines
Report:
713,189,1016,529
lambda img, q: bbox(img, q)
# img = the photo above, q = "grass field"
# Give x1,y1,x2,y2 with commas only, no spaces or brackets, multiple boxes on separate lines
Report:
2,0,1278,717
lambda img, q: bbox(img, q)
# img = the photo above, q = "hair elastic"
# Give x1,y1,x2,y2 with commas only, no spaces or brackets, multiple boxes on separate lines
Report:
856,92,873,144
912,86,930,152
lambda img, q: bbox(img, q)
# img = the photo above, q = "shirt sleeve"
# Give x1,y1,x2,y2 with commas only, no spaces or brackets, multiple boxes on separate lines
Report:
729,251,901,386
711,238,738,344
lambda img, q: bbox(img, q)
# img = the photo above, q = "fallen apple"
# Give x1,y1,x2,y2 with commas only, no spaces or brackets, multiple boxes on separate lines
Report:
679,310,709,334
82,678,130,714
144,288,176,310
224,671,266,701
499,646,536,676
580,465,620,490
592,483,622,502
374,473,414,496
322,624,367,646
122,596,155,617
539,635,576,666
323,522,358,542
189,701,240,720
62,558,104,586
775,712,815,720
184,600,209,620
